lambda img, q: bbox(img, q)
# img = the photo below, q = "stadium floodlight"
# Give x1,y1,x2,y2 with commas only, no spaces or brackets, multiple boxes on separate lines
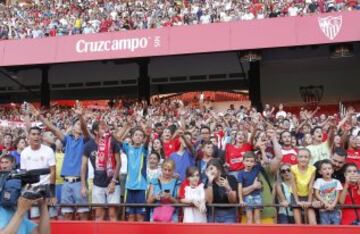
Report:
299,85,324,107
240,50,262,62
330,43,353,59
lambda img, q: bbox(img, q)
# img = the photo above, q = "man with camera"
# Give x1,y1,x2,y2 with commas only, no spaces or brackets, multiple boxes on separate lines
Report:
0,152,51,233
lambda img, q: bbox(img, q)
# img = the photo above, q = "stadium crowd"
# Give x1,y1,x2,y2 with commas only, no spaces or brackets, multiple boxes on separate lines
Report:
0,98,360,225
0,0,359,40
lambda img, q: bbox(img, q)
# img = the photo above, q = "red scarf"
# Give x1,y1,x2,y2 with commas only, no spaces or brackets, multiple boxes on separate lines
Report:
96,133,115,177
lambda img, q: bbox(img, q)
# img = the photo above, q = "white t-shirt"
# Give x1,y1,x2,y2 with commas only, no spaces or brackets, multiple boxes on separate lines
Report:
21,144,56,186
183,183,207,223
313,178,343,204
276,110,287,119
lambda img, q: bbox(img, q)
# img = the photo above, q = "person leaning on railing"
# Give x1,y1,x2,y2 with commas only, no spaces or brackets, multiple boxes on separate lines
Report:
205,158,238,223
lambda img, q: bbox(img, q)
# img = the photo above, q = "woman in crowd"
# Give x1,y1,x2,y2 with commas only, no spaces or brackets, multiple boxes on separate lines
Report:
147,159,181,222
205,158,238,223
276,164,295,224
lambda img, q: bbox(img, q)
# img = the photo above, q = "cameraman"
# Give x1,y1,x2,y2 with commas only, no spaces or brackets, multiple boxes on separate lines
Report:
0,196,50,234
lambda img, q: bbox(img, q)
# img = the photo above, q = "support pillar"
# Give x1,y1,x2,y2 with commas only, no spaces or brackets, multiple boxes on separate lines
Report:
40,66,50,108
137,58,150,103
248,61,262,112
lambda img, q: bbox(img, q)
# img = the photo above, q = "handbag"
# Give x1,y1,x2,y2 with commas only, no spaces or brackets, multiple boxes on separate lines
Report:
348,188,360,225
153,179,178,222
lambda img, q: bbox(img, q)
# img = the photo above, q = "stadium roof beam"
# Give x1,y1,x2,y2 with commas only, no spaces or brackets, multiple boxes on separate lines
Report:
0,68,37,98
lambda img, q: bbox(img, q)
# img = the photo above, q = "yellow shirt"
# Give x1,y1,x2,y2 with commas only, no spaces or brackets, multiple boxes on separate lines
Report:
291,164,316,197
74,18,82,29
55,152,65,185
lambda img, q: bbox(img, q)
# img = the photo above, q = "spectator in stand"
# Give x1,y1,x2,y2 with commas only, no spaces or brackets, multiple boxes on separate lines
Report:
347,135,360,169
150,138,165,163
197,141,215,184
238,152,263,224
0,154,15,171
179,166,207,223
280,131,298,165
10,136,26,169
291,148,317,224
169,131,195,182
339,163,360,225
20,126,56,219
225,131,253,178
32,105,90,220
54,139,64,210
122,126,149,222
81,121,121,221
205,158,238,223
147,159,180,222
0,133,14,157
147,152,162,182
275,104,287,120
276,164,295,224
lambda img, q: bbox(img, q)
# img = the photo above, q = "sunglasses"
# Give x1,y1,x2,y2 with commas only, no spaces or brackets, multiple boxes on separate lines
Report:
280,169,291,174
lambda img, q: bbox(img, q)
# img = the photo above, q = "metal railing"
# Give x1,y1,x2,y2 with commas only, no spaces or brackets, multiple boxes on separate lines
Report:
50,203,360,222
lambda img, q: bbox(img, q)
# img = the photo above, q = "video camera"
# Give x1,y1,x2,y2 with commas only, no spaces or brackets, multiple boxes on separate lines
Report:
0,168,50,209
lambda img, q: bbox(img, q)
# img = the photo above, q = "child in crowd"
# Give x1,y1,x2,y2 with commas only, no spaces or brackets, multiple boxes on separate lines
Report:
291,148,317,224
238,151,262,224
179,167,207,223
122,127,149,222
147,152,162,181
313,160,342,225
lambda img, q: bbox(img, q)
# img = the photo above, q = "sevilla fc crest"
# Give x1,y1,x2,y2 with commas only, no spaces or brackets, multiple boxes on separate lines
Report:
318,16,342,40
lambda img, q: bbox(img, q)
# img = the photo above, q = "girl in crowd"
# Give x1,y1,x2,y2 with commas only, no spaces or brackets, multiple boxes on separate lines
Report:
147,152,162,182
179,167,207,223
205,158,238,223
339,163,360,225
291,148,317,224
276,164,295,224
151,138,166,164
147,159,181,222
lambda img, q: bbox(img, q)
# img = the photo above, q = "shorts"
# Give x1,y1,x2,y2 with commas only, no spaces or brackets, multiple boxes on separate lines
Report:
61,181,89,214
244,194,262,211
228,171,240,178
125,189,146,215
92,184,121,204
320,210,340,225
291,195,308,205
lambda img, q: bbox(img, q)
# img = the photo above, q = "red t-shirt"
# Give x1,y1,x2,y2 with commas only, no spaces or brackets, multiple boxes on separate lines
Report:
346,148,360,168
163,137,181,159
281,147,298,165
225,143,253,171
341,184,360,225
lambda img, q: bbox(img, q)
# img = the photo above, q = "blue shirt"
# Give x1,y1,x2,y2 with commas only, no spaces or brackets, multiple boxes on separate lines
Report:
238,164,262,196
123,143,148,190
10,151,21,168
169,149,195,182
61,134,88,177
150,178,180,198
0,207,37,234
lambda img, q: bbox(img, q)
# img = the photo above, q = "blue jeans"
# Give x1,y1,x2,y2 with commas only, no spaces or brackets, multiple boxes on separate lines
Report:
61,181,89,214
212,208,237,223
320,210,340,225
